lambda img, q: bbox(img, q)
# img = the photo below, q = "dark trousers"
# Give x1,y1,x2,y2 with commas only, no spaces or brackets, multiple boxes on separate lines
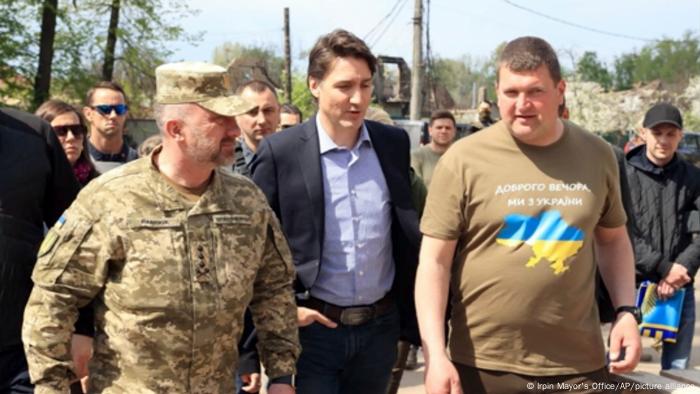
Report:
386,340,411,394
0,346,33,394
295,307,400,394
455,363,610,394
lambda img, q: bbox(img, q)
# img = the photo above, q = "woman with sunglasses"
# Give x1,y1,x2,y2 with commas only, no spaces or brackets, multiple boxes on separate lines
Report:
35,100,97,393
36,100,99,187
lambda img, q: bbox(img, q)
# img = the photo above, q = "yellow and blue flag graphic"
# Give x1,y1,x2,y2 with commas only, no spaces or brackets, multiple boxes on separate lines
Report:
38,215,65,257
496,210,584,274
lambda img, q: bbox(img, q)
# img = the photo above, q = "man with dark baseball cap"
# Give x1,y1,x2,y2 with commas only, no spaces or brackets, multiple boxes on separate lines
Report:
643,102,684,130
23,61,300,393
625,102,700,370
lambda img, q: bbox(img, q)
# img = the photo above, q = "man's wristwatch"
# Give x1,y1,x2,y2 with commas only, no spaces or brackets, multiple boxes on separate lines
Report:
615,305,642,324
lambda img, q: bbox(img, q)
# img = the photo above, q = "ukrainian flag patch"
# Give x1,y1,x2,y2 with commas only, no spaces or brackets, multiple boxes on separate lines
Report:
38,215,66,257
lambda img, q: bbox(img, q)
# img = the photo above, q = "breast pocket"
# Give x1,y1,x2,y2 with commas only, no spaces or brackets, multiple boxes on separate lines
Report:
211,220,264,296
110,220,185,312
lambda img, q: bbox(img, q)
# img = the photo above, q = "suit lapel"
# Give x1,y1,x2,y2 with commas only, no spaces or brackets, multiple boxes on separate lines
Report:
367,122,401,202
298,118,325,239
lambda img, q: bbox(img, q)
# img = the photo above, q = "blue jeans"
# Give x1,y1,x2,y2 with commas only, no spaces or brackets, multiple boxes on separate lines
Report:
295,307,400,394
234,373,250,394
662,288,695,370
0,346,33,393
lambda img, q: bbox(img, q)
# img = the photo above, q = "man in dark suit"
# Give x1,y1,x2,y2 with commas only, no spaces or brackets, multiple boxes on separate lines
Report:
251,29,420,394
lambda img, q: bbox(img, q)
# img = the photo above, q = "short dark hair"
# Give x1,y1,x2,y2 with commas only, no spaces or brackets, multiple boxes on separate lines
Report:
235,79,279,101
430,109,456,127
85,81,128,106
497,36,561,83
307,29,376,82
281,103,302,118
36,99,82,124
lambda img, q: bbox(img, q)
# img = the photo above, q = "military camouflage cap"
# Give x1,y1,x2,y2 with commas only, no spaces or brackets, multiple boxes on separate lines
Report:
155,62,255,116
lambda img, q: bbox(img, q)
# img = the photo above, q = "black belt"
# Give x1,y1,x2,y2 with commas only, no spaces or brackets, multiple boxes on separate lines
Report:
299,295,394,326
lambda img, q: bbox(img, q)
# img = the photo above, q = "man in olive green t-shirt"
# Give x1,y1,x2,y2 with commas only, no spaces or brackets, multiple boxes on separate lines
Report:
410,110,457,187
415,37,641,394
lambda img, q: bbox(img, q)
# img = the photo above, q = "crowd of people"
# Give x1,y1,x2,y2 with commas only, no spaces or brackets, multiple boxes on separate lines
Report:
0,28,697,394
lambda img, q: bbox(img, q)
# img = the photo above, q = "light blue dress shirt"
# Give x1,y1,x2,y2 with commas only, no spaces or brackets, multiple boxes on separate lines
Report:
309,117,395,306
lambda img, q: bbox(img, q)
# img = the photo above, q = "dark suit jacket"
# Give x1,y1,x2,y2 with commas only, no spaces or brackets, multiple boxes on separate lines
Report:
251,117,421,344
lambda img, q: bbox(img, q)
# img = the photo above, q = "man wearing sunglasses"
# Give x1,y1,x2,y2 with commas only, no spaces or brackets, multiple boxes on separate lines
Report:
83,81,139,174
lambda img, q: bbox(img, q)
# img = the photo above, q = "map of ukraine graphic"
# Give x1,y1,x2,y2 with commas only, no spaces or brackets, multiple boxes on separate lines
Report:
496,210,584,275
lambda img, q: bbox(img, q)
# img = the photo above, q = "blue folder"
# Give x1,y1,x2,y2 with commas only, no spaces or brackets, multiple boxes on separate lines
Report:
636,281,685,344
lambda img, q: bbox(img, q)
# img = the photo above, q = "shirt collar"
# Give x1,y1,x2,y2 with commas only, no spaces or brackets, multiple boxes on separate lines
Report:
239,138,255,165
628,143,679,175
315,114,371,155
88,140,130,162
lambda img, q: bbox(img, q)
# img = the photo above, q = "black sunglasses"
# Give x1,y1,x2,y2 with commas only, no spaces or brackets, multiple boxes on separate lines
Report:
92,104,128,116
53,124,87,137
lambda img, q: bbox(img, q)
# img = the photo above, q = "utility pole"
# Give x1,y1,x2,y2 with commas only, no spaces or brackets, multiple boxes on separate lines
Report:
283,7,292,103
409,0,422,120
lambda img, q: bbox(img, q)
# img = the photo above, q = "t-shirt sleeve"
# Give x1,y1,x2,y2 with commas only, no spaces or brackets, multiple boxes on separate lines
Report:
597,144,627,228
420,150,467,240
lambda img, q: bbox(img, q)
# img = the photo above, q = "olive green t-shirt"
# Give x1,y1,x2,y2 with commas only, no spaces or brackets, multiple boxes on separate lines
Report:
411,145,443,187
421,120,626,375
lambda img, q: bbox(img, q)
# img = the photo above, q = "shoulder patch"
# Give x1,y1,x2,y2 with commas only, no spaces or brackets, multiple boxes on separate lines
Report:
38,216,66,256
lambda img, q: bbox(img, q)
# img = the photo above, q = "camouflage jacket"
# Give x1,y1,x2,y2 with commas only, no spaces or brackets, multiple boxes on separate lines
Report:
22,153,300,393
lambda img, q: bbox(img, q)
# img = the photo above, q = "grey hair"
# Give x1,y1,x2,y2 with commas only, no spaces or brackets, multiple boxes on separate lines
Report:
153,103,191,132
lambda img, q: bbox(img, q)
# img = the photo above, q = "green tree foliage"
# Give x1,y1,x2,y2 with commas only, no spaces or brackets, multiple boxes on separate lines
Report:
686,113,700,132
428,42,504,109
290,73,315,119
77,0,201,114
632,33,699,88
613,53,637,91
575,51,613,90
430,54,496,108
572,32,700,91
0,0,39,107
612,31,699,90
0,0,199,113
211,42,315,118
212,42,284,87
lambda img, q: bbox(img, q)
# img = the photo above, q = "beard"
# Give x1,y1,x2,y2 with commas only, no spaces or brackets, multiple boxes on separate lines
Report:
186,135,236,167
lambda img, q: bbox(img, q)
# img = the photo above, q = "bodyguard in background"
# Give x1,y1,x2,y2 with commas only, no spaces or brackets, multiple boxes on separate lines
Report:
625,102,700,370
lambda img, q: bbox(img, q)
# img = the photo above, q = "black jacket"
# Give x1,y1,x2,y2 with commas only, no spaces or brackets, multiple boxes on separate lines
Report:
231,142,260,375
232,139,252,178
251,117,421,344
0,108,80,350
624,145,700,284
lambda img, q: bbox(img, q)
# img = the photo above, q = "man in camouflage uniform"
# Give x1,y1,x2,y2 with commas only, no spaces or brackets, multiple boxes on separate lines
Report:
22,62,300,394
